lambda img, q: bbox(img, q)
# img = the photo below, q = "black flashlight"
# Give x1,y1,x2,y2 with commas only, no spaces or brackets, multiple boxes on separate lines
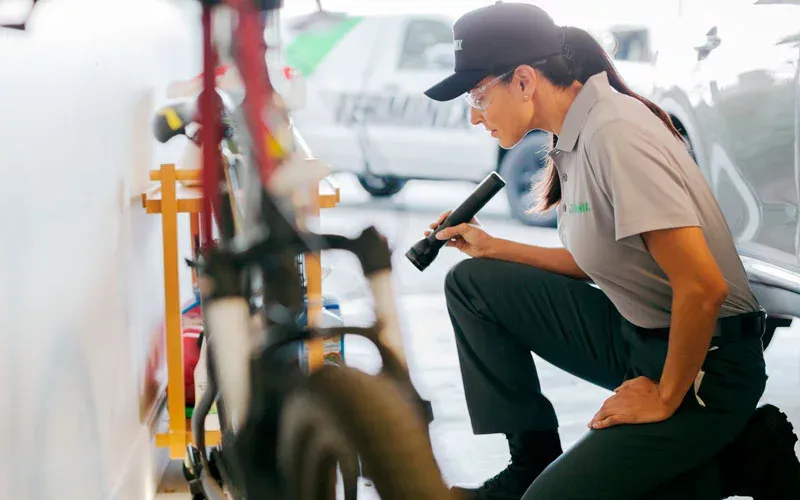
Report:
405,172,506,272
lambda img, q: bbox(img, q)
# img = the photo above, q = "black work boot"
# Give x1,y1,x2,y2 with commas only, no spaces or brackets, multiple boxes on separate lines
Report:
720,404,800,500
451,430,562,500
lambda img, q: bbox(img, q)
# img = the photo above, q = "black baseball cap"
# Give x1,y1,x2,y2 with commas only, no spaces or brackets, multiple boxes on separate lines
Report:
424,2,564,102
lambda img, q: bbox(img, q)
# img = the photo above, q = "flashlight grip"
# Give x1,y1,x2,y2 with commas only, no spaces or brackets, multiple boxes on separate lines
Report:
431,172,506,242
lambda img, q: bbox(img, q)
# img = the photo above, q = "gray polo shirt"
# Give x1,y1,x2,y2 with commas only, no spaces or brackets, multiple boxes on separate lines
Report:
552,72,760,328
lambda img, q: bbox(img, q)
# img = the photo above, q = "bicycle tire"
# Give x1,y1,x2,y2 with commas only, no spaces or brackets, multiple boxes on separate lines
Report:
277,366,451,500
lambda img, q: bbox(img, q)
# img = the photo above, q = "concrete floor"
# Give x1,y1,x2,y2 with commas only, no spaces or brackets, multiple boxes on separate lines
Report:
157,175,800,499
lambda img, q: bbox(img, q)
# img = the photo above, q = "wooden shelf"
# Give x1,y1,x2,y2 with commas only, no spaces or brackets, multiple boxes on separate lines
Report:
144,163,340,459
141,169,340,215
318,177,340,208
155,420,222,449
142,183,204,214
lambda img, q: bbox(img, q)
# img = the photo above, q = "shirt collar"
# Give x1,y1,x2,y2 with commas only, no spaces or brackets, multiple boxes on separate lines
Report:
552,71,613,153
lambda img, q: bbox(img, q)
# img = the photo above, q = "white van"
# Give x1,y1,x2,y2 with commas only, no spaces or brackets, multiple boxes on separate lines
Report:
284,9,655,226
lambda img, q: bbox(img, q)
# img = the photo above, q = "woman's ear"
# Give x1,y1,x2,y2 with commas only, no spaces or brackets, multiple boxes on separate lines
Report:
515,66,537,99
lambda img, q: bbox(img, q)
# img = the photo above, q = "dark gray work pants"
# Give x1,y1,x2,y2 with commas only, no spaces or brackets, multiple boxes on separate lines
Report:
445,258,768,499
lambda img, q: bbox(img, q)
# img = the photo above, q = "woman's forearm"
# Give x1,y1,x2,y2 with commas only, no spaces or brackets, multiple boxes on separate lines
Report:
486,238,589,280
658,282,727,410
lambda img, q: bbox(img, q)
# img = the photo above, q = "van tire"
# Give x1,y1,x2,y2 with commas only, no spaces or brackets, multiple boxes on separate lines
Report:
357,173,407,198
499,136,557,227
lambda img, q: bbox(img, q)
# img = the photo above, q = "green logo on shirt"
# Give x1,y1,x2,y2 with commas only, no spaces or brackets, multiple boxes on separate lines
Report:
568,202,591,214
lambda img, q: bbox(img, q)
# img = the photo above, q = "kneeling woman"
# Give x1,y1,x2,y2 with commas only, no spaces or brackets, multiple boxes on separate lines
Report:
423,3,800,499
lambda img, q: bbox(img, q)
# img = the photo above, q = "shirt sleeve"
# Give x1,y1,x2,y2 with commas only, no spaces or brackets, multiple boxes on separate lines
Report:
588,120,700,242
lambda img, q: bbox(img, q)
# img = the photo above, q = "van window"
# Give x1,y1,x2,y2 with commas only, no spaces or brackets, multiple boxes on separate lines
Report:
398,19,453,71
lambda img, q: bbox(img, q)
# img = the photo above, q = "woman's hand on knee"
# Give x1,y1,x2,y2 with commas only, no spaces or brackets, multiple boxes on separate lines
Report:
589,376,675,430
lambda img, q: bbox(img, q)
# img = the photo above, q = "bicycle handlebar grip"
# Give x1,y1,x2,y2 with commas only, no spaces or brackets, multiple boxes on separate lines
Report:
152,102,196,144
323,227,392,276
405,171,506,272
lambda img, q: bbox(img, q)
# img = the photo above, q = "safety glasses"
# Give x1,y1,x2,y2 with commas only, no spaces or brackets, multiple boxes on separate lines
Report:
463,70,513,112
464,58,553,112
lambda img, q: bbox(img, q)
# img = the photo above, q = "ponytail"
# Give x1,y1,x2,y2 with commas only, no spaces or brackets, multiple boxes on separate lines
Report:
499,26,683,213
559,27,681,140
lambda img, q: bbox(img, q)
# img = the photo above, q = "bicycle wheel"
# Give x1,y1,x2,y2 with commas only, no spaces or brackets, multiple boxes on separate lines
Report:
277,366,451,500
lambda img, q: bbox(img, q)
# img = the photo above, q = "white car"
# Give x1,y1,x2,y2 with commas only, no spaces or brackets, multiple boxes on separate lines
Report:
284,9,655,225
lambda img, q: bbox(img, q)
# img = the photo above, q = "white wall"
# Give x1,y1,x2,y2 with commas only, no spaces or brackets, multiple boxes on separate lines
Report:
0,1,202,498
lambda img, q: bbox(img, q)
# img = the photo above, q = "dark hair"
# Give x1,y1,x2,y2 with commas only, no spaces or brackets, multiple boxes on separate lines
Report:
496,26,683,213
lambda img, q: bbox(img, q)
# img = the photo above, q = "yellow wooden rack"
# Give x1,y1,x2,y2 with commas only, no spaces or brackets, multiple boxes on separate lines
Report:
142,163,340,459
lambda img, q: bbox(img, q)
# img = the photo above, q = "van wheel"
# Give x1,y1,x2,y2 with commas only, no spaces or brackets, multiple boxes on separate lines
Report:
499,137,557,227
357,174,407,198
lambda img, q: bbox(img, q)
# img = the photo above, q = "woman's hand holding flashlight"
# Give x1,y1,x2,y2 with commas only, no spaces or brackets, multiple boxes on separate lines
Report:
425,210,496,258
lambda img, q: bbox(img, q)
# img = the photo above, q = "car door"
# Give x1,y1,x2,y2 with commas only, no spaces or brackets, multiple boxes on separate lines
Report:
686,0,800,272
360,15,495,182
284,13,387,176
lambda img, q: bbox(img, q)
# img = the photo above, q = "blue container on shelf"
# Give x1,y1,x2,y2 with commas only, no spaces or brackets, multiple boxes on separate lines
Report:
298,294,345,371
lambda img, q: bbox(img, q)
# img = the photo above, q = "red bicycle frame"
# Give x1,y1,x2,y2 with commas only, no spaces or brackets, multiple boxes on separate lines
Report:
198,0,281,248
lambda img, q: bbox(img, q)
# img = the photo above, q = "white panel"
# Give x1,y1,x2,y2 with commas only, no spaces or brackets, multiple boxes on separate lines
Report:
0,0,203,498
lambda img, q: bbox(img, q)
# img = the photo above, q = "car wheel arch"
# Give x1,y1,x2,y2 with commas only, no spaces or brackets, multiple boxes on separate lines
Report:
657,95,706,166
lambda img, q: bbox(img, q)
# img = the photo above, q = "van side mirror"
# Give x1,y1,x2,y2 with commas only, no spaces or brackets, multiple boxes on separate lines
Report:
695,26,721,61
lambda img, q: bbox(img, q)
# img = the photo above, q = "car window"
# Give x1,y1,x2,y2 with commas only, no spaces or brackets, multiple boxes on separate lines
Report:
621,31,650,61
602,27,652,62
398,19,454,71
